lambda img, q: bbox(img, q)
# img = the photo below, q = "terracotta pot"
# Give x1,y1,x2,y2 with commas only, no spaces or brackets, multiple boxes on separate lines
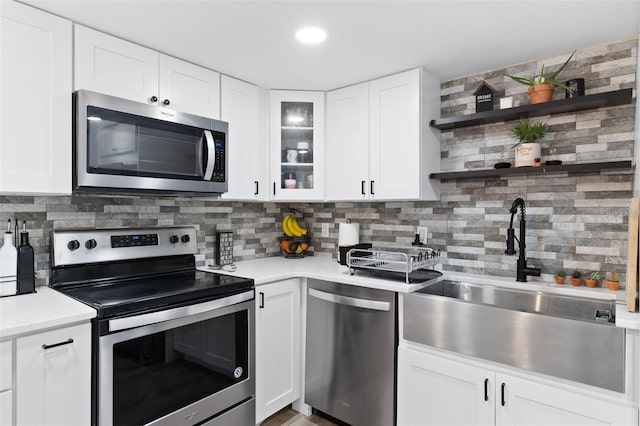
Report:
607,280,620,291
554,275,565,285
528,83,555,104
570,277,581,286
585,279,597,288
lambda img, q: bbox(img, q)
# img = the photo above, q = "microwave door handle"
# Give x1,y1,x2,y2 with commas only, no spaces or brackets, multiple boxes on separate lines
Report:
203,130,215,180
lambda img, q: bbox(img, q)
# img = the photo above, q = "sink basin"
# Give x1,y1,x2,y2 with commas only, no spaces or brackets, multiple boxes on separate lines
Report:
404,280,625,392
417,280,616,324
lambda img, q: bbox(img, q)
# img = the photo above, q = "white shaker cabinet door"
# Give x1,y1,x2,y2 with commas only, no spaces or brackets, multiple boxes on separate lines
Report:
16,323,92,426
0,1,72,194
325,82,370,201
255,279,301,423
159,54,220,119
397,347,495,426
220,75,267,200
74,24,159,105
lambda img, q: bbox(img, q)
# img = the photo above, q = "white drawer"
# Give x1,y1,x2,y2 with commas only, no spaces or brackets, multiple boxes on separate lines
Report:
0,341,11,392
0,389,11,426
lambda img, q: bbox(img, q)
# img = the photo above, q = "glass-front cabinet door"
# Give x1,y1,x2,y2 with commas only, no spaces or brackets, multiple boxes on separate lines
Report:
269,90,324,200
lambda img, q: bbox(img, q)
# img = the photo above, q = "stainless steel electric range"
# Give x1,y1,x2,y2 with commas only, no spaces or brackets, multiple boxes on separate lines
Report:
49,226,255,426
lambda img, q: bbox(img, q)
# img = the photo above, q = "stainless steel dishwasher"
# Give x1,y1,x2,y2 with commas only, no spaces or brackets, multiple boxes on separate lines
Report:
305,279,396,426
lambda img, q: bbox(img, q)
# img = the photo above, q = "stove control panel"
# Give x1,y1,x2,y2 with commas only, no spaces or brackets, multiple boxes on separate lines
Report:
112,233,159,248
51,226,198,267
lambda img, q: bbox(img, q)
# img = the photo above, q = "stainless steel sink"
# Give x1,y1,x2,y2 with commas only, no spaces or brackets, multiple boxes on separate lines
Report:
404,280,625,392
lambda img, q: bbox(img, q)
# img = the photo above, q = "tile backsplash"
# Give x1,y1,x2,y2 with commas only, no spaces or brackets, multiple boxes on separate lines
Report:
2,38,636,288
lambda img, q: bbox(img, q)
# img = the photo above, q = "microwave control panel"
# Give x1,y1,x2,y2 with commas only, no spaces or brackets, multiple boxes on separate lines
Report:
212,136,225,183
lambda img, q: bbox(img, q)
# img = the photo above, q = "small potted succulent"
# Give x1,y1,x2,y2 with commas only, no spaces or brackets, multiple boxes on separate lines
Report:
506,50,576,104
607,269,620,291
585,271,601,288
570,270,582,286
510,119,550,167
534,157,542,167
554,270,566,285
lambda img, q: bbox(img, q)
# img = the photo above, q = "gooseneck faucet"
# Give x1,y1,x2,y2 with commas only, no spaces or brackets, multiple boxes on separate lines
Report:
505,198,541,282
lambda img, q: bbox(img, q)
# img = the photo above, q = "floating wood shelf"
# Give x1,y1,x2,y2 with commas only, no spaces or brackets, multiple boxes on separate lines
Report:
429,160,633,181
430,89,633,130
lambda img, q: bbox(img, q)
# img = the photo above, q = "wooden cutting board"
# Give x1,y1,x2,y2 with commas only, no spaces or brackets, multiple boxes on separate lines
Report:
626,197,639,312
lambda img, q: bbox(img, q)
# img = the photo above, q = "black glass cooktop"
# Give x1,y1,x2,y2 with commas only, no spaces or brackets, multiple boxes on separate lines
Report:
58,270,254,319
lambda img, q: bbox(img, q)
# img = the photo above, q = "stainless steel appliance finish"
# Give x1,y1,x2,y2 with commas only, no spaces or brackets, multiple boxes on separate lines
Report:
74,90,229,195
50,226,255,426
404,280,626,392
306,280,396,426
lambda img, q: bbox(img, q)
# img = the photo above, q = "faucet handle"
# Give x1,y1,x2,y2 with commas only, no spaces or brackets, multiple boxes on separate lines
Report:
505,228,517,255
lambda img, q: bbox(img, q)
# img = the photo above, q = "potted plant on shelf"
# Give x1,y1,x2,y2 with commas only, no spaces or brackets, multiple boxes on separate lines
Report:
607,269,620,291
510,118,550,167
554,270,566,285
585,271,601,288
570,270,582,286
506,50,576,104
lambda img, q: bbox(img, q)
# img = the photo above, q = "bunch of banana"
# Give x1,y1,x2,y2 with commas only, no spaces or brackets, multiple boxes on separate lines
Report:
282,214,308,237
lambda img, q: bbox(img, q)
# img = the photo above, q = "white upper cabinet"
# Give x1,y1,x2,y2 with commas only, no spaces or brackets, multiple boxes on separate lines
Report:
220,75,267,201
0,0,72,195
325,82,370,200
269,90,325,201
74,25,220,119
326,68,440,201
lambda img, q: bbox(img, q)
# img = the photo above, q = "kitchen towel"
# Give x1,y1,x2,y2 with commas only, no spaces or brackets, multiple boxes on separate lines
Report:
338,222,359,246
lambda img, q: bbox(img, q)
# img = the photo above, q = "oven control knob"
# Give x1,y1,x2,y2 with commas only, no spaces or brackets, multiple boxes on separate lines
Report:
181,234,190,243
85,239,97,250
67,240,80,251
170,235,179,244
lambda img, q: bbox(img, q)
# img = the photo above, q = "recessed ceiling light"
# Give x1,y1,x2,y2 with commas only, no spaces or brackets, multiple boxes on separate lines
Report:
295,27,328,44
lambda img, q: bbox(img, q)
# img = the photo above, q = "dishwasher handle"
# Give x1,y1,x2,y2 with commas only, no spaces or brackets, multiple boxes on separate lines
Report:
308,288,390,311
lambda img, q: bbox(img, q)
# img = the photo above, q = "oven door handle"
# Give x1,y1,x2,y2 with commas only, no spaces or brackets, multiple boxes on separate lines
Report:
203,129,215,181
108,289,254,332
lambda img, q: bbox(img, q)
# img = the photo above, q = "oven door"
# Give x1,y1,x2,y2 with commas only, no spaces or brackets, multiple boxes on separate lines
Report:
98,291,254,426
75,89,228,195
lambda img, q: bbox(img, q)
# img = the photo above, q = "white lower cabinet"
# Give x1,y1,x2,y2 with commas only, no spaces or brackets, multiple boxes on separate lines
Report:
15,323,91,426
255,279,301,423
398,346,637,426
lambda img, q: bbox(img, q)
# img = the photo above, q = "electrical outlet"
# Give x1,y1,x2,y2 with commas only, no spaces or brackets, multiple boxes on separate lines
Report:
322,223,330,238
417,226,428,245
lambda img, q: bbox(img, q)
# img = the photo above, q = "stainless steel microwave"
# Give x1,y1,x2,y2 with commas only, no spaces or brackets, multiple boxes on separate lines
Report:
73,90,228,195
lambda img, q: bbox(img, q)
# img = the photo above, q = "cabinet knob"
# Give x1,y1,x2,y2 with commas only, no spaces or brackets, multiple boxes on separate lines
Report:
163,99,171,106
150,95,158,103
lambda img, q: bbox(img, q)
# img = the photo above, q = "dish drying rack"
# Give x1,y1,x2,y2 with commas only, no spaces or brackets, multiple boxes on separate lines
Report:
346,247,442,284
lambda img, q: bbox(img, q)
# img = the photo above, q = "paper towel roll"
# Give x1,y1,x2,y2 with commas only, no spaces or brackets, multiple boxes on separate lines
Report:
338,222,360,246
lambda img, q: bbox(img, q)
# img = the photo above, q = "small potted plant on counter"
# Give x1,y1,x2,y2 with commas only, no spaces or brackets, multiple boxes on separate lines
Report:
506,50,576,104
510,118,550,167
554,270,566,285
585,271,601,288
570,270,582,286
607,269,620,291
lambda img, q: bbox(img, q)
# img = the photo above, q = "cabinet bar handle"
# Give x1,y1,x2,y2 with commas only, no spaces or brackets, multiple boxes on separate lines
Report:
255,181,259,195
273,182,276,196
484,378,489,401
501,382,506,406
259,292,265,308
370,180,375,195
42,338,74,350
361,180,366,195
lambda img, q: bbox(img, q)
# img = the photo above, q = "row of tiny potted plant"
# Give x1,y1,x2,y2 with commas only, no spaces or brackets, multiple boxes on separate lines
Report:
554,269,619,291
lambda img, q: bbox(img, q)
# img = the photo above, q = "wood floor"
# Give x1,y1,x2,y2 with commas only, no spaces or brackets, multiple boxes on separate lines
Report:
261,406,341,426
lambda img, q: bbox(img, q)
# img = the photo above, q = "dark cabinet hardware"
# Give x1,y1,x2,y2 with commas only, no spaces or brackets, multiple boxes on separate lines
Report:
501,382,506,406
150,95,158,103
370,180,375,195
361,180,366,195
259,292,264,308
484,378,489,401
273,182,276,196
255,181,259,195
163,99,170,106
42,338,74,350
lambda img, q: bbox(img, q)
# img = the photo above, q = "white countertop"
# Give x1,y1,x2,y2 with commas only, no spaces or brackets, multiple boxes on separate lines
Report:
0,286,96,340
200,255,640,330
